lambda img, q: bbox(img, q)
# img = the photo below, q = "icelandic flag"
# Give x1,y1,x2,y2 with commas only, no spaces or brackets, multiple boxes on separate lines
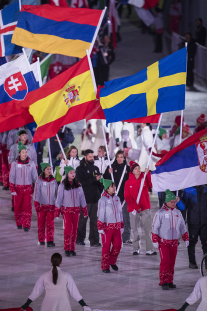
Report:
0,54,39,131
151,129,207,192
0,1,22,57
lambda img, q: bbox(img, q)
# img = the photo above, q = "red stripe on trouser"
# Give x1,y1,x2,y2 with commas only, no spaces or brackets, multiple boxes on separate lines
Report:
12,195,14,207
14,193,32,228
101,229,122,270
63,212,80,251
159,244,178,285
0,152,3,183
2,150,9,187
37,211,55,242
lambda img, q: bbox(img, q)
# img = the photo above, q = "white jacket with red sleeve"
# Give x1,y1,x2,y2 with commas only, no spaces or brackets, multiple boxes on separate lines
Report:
151,204,189,246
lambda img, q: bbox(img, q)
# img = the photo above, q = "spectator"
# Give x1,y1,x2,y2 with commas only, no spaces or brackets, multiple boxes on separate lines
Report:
124,162,156,255
180,186,207,269
153,8,164,53
195,18,206,47
97,35,115,86
185,32,197,88
104,150,131,245
169,0,182,34
50,126,74,164
76,149,103,246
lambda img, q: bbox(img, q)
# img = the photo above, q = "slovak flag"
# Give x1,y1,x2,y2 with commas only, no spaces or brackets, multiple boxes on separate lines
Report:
0,55,39,131
151,129,207,192
0,1,22,57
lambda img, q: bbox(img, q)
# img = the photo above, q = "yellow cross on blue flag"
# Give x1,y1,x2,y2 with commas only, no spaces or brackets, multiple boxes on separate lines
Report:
100,47,187,124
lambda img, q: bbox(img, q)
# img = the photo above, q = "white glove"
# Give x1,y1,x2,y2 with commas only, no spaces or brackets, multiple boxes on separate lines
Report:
11,192,17,195
98,230,105,234
132,209,136,216
185,241,189,247
153,242,159,249
83,306,92,311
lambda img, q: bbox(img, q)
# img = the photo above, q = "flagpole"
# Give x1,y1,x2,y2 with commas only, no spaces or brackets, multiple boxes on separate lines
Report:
37,57,43,87
47,138,53,174
89,7,107,55
86,49,114,182
116,165,126,195
133,113,163,214
56,134,67,160
40,53,52,66
19,0,21,10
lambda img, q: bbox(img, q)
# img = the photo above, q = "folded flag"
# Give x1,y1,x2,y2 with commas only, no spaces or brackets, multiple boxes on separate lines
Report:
0,55,39,131
100,47,187,125
21,56,101,142
0,1,22,57
12,4,103,58
151,129,207,192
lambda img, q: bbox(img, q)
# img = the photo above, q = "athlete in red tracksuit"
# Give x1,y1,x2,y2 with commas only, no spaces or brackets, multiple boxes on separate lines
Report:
9,142,38,231
2,131,10,190
55,166,88,257
33,163,58,247
97,178,124,273
152,189,189,290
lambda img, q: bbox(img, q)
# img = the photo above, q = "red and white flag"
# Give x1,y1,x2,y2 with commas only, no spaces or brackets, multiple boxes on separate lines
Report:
48,0,69,7
129,0,159,26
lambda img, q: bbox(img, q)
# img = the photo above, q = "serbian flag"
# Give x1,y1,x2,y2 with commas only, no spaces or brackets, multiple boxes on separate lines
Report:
21,56,100,142
0,55,39,132
12,4,102,58
151,129,207,192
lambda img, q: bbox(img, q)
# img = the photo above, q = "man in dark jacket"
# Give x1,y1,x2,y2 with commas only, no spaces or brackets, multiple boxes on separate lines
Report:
76,149,103,246
104,150,131,244
181,186,207,269
185,32,197,87
195,18,206,47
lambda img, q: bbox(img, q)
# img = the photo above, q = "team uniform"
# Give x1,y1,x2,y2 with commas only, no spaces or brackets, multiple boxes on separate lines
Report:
97,190,124,271
34,175,58,244
55,183,88,253
152,204,189,286
9,140,37,167
59,157,80,181
9,157,38,229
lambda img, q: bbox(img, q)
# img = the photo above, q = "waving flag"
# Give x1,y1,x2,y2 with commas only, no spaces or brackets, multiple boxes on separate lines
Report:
151,129,207,192
21,56,101,142
0,55,39,131
12,4,103,58
0,1,22,57
48,0,69,7
100,47,187,125
71,0,89,8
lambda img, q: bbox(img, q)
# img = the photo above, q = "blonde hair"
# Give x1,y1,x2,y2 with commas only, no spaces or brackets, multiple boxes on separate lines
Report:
98,146,106,152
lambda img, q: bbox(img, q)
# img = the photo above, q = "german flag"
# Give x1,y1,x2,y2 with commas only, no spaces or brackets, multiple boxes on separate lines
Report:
22,56,100,142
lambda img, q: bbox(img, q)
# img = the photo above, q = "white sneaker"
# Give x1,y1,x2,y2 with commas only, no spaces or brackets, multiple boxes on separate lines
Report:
133,250,140,255
146,250,157,256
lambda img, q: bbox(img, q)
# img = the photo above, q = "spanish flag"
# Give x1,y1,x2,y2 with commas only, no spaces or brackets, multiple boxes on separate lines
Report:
12,4,103,58
21,56,100,142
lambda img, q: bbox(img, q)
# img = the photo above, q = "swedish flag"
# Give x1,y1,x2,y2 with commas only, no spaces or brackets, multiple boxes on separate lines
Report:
100,47,187,124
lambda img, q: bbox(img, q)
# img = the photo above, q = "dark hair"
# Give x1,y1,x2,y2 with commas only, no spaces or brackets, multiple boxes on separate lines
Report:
197,18,202,24
66,145,79,160
40,171,54,180
115,150,126,159
84,149,94,156
106,182,115,192
51,253,62,285
63,174,80,190
185,32,192,38
98,145,106,152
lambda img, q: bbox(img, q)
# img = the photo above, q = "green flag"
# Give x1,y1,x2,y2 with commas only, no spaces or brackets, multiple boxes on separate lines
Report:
40,54,52,84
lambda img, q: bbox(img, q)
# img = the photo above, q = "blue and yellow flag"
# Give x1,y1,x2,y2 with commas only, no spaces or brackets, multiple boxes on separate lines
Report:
100,48,187,124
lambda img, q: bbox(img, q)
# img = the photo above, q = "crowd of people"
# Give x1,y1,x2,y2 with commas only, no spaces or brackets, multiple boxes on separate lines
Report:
0,113,206,288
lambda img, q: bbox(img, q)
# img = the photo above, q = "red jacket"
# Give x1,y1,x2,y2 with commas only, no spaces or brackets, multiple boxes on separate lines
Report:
124,172,152,213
